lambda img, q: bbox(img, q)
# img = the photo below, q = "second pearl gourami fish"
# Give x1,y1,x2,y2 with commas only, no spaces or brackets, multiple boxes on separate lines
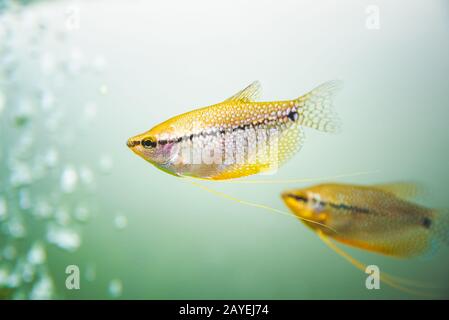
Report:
282,183,449,258
127,81,341,180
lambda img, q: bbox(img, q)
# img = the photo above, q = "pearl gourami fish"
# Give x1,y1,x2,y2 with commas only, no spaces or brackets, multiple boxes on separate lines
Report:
127,81,341,180
282,183,449,258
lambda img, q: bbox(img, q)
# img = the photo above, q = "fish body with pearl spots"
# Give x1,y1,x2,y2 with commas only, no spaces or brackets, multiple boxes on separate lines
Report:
282,183,449,257
127,81,342,180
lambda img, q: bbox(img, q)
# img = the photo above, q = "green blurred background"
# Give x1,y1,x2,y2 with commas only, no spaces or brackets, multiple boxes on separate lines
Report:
0,0,448,299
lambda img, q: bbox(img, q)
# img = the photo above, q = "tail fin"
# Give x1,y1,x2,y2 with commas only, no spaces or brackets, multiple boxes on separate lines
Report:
296,80,343,133
432,209,449,247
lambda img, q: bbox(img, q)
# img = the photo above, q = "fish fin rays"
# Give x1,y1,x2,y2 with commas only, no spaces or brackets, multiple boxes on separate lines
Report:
297,80,343,133
275,125,306,169
224,81,262,103
430,209,449,247
418,209,449,260
209,163,272,180
202,125,306,180
372,182,423,200
317,231,442,297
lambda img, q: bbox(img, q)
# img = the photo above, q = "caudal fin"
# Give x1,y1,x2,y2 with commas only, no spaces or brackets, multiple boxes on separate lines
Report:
296,80,343,133
432,209,449,247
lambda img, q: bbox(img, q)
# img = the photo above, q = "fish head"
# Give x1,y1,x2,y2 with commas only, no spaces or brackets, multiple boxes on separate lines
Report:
281,188,332,231
127,128,180,168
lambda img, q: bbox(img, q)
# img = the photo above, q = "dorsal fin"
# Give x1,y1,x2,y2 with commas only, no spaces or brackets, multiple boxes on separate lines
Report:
224,81,262,103
373,182,422,200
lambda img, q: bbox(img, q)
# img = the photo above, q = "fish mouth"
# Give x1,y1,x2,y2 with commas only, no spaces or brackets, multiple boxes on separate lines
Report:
127,138,140,148
281,192,307,203
281,192,291,201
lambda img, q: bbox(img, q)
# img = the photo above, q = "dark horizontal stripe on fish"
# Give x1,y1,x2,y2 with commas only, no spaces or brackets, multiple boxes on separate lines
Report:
157,137,183,146
160,110,300,146
287,194,308,202
286,194,370,214
328,202,370,214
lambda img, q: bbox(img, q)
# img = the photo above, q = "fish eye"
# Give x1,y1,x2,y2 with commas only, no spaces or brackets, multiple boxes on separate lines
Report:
142,137,157,149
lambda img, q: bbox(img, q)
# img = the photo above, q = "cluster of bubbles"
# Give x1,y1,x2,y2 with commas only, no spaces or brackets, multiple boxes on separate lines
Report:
0,0,125,299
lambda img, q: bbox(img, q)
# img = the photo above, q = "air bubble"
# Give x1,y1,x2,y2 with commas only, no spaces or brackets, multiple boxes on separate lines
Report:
10,162,33,186
79,166,94,185
114,214,128,230
18,189,31,210
108,279,123,298
0,91,5,115
99,155,113,173
0,3,101,299
7,218,26,238
27,243,46,265
0,196,7,221
44,148,59,168
20,262,35,283
60,166,78,193
39,90,55,111
99,84,108,95
6,272,21,288
33,200,53,219
29,274,54,300
74,205,90,222
46,225,81,252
